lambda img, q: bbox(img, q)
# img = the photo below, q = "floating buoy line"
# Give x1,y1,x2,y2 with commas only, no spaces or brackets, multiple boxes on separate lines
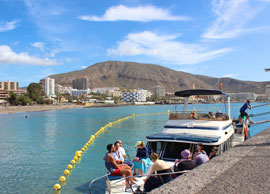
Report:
53,111,169,192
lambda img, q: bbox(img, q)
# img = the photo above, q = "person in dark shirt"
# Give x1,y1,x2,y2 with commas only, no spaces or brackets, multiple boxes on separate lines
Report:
133,141,151,176
174,149,196,176
239,100,253,124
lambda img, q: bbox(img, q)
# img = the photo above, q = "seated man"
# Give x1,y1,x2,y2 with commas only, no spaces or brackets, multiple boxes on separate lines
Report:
193,143,209,166
104,144,135,192
209,146,218,160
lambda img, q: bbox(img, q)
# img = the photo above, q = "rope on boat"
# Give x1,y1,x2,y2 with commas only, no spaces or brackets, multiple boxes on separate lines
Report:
250,111,270,117
53,110,170,191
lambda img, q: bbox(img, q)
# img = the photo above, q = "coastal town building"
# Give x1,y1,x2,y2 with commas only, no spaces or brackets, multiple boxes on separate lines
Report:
106,90,122,97
0,80,26,103
122,89,147,102
44,77,55,97
228,93,256,101
72,77,88,90
265,85,270,100
71,89,91,97
92,87,120,94
153,85,165,98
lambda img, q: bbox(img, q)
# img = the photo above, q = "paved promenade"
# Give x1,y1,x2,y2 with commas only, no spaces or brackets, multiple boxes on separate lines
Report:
151,128,270,194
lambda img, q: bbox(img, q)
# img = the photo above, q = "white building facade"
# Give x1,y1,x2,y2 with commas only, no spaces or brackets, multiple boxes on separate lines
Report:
45,77,55,97
122,90,147,102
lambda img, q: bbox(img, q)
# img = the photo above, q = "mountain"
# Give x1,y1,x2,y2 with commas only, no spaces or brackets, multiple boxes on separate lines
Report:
50,61,269,93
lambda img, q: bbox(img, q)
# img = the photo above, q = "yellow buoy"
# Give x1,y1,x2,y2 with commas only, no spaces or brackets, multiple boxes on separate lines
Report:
86,143,89,146
132,114,135,117
59,176,66,182
91,135,95,139
67,164,73,170
70,160,76,165
167,110,170,113
64,169,70,175
75,151,81,157
84,146,87,149
81,148,85,152
74,156,78,161
213,107,215,109
79,151,82,154
54,184,61,190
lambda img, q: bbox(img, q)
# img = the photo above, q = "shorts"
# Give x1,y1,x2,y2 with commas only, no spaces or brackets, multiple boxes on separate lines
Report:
111,166,122,176
240,111,248,117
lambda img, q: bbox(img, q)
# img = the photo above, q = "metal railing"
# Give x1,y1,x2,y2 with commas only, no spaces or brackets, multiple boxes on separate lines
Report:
89,170,189,194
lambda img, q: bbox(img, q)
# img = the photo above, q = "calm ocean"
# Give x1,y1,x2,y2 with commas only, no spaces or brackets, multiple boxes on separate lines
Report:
0,103,269,194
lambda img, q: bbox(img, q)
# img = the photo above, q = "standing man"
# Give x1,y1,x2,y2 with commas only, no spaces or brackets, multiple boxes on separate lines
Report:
239,100,253,124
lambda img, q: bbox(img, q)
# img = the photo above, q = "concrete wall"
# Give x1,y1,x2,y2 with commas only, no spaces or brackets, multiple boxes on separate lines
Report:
151,128,270,194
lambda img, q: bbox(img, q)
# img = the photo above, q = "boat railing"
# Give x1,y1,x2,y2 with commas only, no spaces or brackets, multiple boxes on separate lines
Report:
89,173,109,194
89,170,189,194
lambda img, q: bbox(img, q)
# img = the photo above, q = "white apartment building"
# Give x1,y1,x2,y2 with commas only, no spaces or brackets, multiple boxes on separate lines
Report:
92,87,120,94
44,77,55,97
122,89,147,102
71,89,91,97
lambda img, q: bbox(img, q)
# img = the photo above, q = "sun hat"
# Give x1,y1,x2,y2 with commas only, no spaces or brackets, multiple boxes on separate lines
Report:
181,149,191,159
136,141,142,146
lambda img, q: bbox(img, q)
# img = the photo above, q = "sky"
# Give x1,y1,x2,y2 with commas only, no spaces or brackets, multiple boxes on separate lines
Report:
0,0,270,87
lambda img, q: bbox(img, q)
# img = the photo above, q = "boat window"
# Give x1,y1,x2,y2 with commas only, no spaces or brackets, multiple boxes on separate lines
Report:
147,142,164,156
162,142,190,161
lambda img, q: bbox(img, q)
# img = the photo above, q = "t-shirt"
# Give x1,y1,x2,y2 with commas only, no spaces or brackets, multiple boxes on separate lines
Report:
195,152,209,165
113,150,124,162
240,103,249,112
151,159,171,172
118,147,126,157
136,147,149,160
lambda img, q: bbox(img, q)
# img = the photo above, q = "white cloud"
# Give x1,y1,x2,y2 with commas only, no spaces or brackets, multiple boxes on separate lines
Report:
0,20,18,32
81,65,87,69
31,42,45,51
222,73,239,78
108,31,231,65
202,0,260,39
0,45,59,66
79,5,190,22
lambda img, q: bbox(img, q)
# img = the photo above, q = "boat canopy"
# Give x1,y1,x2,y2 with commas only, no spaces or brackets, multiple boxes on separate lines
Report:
174,89,226,97
146,132,221,143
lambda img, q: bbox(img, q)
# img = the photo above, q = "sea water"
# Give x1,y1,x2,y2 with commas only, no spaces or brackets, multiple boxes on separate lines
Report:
0,103,269,194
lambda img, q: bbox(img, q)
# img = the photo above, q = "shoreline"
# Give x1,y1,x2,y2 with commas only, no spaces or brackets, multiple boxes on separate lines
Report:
0,104,84,114
0,101,268,114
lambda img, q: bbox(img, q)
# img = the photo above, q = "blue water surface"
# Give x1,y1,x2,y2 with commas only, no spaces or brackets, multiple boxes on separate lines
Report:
0,103,269,194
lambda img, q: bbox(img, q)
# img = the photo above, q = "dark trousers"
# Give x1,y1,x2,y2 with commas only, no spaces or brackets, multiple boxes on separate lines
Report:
144,172,173,192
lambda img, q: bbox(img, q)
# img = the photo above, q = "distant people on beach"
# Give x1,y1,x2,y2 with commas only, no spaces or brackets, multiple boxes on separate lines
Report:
239,100,253,124
193,143,209,166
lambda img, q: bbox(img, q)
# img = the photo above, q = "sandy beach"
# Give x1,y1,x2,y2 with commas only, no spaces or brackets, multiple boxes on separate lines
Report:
0,104,84,114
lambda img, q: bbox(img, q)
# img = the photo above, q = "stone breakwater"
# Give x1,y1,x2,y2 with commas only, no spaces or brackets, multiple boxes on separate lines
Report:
151,128,270,194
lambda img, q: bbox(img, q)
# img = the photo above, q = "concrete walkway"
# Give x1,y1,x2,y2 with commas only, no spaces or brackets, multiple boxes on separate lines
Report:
151,128,270,194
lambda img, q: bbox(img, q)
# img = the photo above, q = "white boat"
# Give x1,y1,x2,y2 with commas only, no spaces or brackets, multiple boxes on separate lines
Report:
89,89,247,194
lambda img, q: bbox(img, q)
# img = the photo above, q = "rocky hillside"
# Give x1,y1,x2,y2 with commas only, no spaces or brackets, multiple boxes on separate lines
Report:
50,61,269,93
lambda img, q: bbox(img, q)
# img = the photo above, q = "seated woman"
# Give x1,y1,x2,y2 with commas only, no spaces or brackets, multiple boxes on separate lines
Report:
143,153,173,192
104,144,135,191
113,142,125,164
133,141,151,176
174,149,196,177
